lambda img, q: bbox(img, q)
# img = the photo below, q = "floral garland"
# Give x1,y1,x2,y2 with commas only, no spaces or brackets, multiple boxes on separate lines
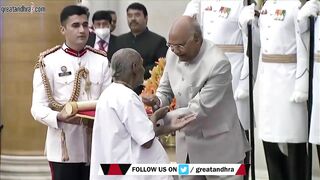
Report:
141,57,176,147
141,58,176,113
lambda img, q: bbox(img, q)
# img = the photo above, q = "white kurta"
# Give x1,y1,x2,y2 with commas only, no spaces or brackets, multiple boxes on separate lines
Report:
255,0,308,143
90,83,172,180
31,44,111,163
310,17,320,144
199,0,250,130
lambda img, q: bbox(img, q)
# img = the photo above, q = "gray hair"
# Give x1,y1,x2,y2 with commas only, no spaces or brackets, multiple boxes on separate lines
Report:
191,18,202,40
111,48,141,80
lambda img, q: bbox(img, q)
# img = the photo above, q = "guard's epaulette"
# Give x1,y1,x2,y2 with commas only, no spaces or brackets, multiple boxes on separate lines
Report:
34,45,61,69
86,45,108,57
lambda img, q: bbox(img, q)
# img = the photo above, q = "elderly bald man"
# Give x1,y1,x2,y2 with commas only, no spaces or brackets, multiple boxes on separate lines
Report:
143,16,250,180
90,48,196,180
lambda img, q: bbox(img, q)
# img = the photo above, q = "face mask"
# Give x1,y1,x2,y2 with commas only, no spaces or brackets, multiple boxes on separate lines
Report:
94,27,110,40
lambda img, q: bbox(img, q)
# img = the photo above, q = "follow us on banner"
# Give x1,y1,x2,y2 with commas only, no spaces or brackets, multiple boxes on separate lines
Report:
98,164,247,176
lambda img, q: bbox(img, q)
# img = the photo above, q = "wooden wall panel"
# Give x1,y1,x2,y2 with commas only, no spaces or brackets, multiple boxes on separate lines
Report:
1,0,76,155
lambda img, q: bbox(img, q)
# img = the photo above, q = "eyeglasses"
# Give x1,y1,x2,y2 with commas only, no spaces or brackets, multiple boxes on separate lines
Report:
166,36,194,50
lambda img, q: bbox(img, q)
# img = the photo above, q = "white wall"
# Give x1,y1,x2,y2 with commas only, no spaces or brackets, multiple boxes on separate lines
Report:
82,0,320,179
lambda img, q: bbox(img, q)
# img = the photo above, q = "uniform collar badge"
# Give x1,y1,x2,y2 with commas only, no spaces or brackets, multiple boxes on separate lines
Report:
62,43,87,57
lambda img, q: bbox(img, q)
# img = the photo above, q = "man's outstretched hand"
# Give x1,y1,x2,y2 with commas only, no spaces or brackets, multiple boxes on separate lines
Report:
168,113,197,132
154,112,197,136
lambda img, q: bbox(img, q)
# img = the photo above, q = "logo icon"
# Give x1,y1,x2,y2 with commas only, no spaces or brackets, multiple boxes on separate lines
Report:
178,164,189,175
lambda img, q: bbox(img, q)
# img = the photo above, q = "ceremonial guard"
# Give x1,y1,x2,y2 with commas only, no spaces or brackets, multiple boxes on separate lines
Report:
245,0,309,179
31,5,111,180
297,0,320,166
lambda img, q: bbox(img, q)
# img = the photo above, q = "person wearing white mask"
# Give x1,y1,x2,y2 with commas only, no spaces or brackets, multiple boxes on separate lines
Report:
87,10,117,61
240,0,309,179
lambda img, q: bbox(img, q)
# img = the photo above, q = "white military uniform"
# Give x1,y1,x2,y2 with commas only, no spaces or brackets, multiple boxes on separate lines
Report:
310,17,320,145
198,0,250,130
255,0,309,143
297,9,320,144
90,83,172,180
31,44,112,163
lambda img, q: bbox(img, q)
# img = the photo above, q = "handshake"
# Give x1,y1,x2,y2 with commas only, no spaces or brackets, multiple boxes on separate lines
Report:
142,95,198,136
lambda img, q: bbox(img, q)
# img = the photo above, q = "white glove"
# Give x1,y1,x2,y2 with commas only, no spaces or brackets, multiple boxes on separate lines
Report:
290,91,308,103
290,67,309,103
234,88,249,100
239,3,255,29
297,0,320,21
183,0,200,17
